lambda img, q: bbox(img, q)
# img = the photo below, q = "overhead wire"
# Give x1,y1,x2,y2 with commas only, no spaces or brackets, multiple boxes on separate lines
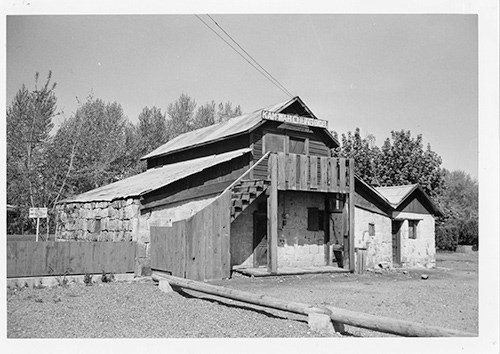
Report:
205,14,294,98
194,14,294,99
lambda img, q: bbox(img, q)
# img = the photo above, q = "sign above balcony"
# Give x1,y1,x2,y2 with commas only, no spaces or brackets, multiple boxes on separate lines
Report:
261,110,328,129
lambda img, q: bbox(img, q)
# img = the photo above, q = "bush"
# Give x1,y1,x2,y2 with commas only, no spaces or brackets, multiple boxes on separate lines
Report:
436,223,459,251
458,218,478,246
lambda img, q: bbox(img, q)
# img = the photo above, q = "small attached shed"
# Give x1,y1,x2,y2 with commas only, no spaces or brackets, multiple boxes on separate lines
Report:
352,180,442,269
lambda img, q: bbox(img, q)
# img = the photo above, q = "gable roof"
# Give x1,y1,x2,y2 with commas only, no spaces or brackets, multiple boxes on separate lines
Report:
375,184,443,216
62,148,251,203
141,96,335,161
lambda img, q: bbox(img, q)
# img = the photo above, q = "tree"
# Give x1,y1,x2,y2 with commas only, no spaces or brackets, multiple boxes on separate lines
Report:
215,101,242,123
333,128,381,185
51,95,131,196
436,169,478,248
7,71,58,233
166,93,196,139
377,130,444,198
137,106,168,155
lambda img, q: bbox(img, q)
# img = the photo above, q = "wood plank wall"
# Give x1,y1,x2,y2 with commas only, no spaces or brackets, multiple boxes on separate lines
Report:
274,153,352,193
7,241,136,278
150,191,231,281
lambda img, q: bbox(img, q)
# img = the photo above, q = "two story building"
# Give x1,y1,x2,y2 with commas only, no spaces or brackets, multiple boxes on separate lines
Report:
56,96,441,280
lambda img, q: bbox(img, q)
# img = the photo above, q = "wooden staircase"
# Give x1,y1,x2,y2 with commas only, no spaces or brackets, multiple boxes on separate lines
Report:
230,179,270,222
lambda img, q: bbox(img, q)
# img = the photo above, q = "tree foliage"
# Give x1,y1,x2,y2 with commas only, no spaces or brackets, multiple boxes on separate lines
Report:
7,72,58,233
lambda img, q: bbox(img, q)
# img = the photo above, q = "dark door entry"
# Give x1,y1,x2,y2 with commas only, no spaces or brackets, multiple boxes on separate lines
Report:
253,212,268,267
392,220,403,266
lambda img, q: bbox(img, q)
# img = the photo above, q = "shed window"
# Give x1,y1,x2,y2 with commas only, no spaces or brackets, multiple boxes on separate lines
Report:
264,133,285,153
307,208,325,231
408,220,418,239
289,137,306,154
368,223,375,236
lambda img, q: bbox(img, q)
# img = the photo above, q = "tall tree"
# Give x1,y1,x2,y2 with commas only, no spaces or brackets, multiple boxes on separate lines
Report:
334,128,381,185
377,130,444,198
215,101,242,123
7,72,58,233
137,106,168,155
166,93,196,139
51,95,130,196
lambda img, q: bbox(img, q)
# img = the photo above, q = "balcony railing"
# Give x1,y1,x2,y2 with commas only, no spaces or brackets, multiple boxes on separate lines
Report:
269,152,354,193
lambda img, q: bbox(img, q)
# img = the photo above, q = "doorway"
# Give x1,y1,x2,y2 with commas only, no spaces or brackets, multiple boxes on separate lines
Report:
392,220,403,266
253,211,268,267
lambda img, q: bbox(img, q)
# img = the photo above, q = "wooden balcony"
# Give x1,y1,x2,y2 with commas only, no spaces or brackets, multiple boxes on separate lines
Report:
269,152,354,193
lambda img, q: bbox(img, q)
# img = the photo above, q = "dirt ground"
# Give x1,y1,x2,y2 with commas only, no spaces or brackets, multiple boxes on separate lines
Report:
209,250,479,336
7,250,478,338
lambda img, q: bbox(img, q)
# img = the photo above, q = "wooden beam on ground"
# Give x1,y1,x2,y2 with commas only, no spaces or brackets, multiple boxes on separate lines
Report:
267,153,278,274
152,272,475,338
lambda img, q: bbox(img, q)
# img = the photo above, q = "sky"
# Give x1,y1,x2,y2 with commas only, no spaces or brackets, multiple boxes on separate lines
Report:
6,14,478,178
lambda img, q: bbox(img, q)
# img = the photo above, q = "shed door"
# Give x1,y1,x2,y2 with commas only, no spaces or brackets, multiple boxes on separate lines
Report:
253,212,268,267
392,220,403,266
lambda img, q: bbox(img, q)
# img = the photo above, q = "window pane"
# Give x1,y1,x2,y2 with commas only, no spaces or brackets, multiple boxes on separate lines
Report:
307,208,319,231
289,137,305,154
264,134,285,153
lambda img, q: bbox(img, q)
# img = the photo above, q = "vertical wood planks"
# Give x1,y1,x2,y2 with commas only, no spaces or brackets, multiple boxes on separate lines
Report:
348,158,356,273
7,241,136,277
339,158,346,192
320,157,328,191
267,154,278,274
310,156,318,189
277,153,286,189
288,153,296,190
219,191,231,279
299,154,308,190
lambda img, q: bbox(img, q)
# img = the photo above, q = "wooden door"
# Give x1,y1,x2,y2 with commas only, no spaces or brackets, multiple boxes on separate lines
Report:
253,212,268,267
392,220,403,266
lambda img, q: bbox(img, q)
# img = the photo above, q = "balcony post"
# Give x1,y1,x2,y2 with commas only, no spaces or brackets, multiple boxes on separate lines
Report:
267,153,278,274
348,158,355,272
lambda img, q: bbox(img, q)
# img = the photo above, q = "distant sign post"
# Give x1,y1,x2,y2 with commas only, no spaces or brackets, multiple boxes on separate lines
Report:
29,207,48,242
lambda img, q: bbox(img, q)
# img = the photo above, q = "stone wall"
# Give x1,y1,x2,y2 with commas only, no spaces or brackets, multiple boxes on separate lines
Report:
396,212,436,268
277,191,326,268
354,207,392,269
56,199,141,242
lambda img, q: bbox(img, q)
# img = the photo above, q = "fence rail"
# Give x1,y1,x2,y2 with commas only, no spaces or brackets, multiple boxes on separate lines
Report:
7,241,136,278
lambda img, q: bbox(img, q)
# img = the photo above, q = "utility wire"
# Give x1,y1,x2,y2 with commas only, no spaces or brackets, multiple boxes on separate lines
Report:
206,14,294,98
195,14,294,99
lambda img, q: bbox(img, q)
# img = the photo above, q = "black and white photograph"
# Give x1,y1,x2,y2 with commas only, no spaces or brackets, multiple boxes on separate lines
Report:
2,1,498,353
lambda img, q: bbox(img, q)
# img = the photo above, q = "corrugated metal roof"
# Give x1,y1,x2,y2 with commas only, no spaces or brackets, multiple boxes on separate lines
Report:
375,185,419,206
141,96,306,161
62,148,252,203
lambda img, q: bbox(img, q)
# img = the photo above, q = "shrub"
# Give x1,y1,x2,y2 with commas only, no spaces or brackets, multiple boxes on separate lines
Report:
436,223,459,251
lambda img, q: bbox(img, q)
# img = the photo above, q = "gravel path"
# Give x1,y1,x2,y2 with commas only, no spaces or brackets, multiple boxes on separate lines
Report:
7,279,327,338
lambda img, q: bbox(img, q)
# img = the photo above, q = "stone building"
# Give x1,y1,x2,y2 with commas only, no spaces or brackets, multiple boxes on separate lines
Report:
56,96,441,279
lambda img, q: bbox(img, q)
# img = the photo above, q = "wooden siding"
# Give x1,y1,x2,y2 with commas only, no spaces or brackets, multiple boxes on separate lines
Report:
147,134,250,168
142,154,251,206
150,191,231,281
271,153,353,193
398,196,432,215
251,122,332,180
7,241,136,278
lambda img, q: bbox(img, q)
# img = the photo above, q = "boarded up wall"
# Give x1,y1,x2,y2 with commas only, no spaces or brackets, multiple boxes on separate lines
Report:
150,191,231,281
7,241,136,278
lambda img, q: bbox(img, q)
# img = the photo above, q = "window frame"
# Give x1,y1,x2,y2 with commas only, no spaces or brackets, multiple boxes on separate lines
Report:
408,220,418,239
368,222,375,236
307,207,325,232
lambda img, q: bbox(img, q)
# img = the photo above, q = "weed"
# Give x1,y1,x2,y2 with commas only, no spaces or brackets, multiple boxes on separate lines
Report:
84,273,93,286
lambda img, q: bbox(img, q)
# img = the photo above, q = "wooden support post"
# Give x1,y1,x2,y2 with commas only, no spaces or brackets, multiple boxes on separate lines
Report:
267,153,278,274
348,159,355,273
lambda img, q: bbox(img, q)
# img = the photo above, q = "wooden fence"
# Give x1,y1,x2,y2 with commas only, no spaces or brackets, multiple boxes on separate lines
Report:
7,241,136,278
150,191,231,281
273,153,354,193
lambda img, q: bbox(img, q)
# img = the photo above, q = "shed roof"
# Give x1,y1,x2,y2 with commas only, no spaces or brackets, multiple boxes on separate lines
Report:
141,96,331,161
375,184,442,216
62,148,251,203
